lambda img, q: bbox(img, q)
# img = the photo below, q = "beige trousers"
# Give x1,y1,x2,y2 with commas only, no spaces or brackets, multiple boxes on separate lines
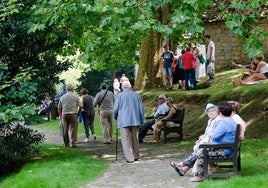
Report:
100,110,113,143
120,126,140,162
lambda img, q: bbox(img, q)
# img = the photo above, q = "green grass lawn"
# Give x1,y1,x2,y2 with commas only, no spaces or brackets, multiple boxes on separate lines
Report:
0,144,108,188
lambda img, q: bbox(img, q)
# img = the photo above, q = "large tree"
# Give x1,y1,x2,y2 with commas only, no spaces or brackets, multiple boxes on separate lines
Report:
29,0,268,89
1,0,71,101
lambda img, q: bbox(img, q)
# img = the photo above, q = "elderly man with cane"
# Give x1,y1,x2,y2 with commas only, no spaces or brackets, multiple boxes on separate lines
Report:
114,82,145,163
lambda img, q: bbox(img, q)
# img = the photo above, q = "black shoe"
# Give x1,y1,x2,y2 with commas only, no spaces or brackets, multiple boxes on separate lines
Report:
127,161,134,163
134,158,139,161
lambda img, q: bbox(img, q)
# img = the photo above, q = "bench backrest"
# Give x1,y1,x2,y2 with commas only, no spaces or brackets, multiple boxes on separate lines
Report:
172,107,185,124
233,124,241,157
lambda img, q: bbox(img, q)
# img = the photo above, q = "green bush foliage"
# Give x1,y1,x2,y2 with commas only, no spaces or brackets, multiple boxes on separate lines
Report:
0,121,44,176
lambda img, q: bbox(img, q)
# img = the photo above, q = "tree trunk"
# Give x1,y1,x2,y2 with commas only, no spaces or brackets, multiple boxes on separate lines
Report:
135,31,163,90
135,4,172,90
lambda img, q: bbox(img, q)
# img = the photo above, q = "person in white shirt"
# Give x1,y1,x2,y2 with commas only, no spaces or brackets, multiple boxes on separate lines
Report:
205,35,215,81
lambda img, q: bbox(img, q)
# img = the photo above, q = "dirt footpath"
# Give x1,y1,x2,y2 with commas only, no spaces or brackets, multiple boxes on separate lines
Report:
37,128,199,188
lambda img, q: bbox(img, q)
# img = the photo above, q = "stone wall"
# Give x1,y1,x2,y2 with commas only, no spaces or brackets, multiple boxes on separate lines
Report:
204,19,268,69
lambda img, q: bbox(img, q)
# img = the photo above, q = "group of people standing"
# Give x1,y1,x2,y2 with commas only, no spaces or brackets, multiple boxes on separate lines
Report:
161,35,216,91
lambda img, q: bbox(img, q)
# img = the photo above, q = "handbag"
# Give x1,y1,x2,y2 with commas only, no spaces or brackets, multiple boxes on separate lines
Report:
198,55,206,64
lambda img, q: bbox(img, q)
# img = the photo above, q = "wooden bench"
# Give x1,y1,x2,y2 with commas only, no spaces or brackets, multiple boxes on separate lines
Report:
199,124,241,179
161,107,185,143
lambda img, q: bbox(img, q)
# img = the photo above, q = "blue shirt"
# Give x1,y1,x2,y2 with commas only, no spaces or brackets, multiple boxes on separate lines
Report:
113,89,145,128
212,117,237,156
154,103,169,118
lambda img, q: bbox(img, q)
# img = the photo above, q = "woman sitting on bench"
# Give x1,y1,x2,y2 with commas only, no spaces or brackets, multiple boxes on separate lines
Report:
150,97,177,143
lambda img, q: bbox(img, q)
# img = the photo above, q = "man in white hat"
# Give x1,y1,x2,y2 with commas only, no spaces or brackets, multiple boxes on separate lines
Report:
139,94,169,143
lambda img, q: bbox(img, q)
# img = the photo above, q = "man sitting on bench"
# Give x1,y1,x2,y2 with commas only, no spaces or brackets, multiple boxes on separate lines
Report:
36,97,51,115
139,94,169,143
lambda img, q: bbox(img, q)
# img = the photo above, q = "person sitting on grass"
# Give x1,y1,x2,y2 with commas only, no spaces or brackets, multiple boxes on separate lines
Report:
231,59,257,86
241,57,268,84
170,103,221,177
150,97,177,143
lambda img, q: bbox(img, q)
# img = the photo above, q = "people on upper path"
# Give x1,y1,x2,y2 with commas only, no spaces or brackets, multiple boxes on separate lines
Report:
205,35,216,81
80,88,96,142
170,103,221,178
119,74,131,90
58,85,81,147
94,83,114,144
162,44,174,90
113,78,121,96
181,47,197,91
139,94,169,143
113,81,145,163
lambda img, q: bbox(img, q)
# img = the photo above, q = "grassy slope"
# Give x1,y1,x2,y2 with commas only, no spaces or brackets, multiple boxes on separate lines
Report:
140,69,268,140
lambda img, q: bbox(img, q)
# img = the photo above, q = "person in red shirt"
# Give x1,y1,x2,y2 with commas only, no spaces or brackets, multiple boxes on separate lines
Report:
181,47,198,90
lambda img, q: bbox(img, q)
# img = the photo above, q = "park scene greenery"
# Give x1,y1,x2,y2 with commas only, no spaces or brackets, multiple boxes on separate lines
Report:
1,0,268,187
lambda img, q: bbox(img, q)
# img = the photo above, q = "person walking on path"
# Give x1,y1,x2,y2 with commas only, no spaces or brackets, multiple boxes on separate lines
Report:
113,81,145,163
80,88,96,142
58,85,81,147
94,83,114,144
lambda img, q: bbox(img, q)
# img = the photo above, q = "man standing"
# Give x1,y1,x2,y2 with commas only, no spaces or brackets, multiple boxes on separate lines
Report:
205,35,215,81
58,85,81,147
139,94,169,143
94,83,114,144
162,44,174,89
181,47,197,91
114,82,145,163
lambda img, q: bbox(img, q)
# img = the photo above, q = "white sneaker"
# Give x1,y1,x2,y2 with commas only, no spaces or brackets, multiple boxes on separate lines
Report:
84,138,89,142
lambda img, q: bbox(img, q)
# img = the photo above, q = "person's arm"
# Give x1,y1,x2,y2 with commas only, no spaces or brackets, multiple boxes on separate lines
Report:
113,95,120,120
93,93,99,107
161,107,175,120
250,62,264,74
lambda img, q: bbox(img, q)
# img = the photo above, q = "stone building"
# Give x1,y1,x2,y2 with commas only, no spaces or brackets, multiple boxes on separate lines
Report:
203,2,268,69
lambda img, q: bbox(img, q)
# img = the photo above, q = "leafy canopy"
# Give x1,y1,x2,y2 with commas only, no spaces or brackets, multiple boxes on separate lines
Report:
29,0,268,69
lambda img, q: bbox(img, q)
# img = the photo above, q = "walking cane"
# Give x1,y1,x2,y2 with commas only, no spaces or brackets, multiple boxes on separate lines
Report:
116,127,118,161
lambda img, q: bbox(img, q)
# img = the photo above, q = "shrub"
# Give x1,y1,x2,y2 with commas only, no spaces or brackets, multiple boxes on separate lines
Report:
0,121,45,176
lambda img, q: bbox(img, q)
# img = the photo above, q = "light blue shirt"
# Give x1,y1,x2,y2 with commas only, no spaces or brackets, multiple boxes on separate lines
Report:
154,103,169,118
113,89,145,128
212,117,237,156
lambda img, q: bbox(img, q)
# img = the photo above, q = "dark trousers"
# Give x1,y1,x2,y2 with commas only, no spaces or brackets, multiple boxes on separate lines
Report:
139,119,155,140
63,113,78,146
82,111,95,138
184,68,197,90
